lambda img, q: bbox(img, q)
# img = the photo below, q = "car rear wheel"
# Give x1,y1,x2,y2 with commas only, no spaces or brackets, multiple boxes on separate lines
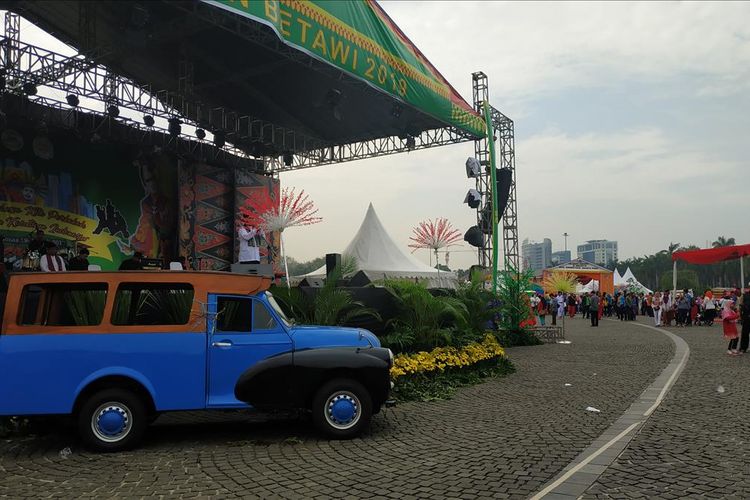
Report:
77,388,147,452
312,378,372,439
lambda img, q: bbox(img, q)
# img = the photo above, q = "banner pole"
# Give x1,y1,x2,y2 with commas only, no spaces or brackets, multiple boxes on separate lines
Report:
483,101,499,294
281,230,290,289
741,256,745,292
672,260,677,298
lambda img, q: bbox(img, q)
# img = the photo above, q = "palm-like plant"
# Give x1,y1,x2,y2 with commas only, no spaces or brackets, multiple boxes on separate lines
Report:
712,236,735,248
270,268,380,327
542,271,578,294
383,279,469,351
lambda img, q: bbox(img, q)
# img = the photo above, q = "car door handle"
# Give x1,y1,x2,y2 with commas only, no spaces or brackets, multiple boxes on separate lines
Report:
212,341,232,348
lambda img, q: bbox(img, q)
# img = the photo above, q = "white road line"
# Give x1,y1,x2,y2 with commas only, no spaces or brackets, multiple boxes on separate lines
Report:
528,422,641,500
530,321,691,499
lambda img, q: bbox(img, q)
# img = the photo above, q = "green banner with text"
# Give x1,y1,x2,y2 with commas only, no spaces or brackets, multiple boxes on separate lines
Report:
206,0,485,137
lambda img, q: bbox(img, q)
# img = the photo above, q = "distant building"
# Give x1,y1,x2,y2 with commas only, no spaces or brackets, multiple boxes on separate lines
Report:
522,238,552,272
551,250,571,266
577,240,618,267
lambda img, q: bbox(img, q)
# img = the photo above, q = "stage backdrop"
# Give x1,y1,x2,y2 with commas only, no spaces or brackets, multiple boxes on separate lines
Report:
0,126,177,270
178,160,279,271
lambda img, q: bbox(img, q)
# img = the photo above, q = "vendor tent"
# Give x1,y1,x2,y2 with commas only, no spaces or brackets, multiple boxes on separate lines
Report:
543,258,614,296
613,268,625,286
302,203,457,288
619,267,653,294
672,243,750,292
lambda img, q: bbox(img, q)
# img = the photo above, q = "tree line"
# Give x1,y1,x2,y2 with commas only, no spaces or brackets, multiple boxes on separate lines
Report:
608,236,747,292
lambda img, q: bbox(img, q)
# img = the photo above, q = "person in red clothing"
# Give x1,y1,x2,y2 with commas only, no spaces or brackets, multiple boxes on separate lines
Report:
722,301,740,355
567,293,577,318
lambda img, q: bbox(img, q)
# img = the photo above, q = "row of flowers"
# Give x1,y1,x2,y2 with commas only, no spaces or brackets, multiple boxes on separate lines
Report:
390,334,506,379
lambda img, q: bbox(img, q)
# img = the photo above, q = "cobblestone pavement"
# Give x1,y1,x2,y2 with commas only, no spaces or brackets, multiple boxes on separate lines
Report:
583,319,750,500
0,318,673,499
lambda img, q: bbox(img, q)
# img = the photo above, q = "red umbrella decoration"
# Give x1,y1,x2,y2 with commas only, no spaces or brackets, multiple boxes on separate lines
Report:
408,218,463,273
240,187,322,286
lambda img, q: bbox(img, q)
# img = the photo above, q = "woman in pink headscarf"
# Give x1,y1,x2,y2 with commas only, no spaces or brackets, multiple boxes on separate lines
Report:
722,300,740,355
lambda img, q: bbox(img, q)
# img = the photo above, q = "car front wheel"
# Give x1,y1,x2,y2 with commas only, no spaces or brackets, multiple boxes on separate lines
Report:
77,388,147,452
312,378,372,439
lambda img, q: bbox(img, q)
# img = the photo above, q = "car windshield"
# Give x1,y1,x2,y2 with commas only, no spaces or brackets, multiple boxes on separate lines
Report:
264,292,292,328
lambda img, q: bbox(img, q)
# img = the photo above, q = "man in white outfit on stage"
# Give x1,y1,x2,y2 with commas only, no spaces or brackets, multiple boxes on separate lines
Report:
237,225,265,264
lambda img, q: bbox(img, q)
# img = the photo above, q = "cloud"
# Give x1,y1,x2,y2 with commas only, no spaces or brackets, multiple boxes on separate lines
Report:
380,1,750,107
515,127,748,258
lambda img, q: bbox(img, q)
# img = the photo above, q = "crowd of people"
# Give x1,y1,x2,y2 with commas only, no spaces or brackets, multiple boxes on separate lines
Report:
528,286,750,356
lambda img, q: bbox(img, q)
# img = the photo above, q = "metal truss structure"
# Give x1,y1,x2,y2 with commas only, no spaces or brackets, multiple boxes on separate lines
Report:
471,72,519,272
0,9,518,270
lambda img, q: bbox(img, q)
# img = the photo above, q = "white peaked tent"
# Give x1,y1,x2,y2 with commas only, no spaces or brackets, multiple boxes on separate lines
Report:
619,267,653,294
613,268,625,286
302,203,457,288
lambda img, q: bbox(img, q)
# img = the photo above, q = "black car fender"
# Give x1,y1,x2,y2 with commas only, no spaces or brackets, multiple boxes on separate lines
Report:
234,347,391,410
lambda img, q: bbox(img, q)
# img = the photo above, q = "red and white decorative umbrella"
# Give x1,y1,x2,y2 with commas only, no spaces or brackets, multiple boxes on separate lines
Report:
240,187,322,286
408,218,462,272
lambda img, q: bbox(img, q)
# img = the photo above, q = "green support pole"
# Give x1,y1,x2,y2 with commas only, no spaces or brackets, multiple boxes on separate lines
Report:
483,101,499,294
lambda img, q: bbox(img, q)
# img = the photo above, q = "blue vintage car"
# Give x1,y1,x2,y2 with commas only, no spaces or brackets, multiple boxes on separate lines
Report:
0,271,393,451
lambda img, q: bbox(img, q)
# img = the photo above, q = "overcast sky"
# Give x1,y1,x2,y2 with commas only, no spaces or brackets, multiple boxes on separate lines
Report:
12,3,750,270
283,1,750,269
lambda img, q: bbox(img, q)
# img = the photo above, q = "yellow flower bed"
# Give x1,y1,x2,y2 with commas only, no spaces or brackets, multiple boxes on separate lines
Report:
390,334,506,379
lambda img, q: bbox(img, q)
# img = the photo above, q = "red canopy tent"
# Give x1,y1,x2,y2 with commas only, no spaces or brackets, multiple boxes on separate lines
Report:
671,243,750,293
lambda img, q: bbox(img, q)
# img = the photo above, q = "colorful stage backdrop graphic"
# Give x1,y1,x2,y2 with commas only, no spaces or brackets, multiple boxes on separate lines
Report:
0,126,277,271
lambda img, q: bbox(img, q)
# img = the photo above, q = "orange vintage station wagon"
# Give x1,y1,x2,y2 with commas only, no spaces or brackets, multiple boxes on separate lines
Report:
0,271,393,451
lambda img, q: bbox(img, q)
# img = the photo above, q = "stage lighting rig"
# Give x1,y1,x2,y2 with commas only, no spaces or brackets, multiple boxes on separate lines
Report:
168,118,181,137
213,130,225,148
66,94,79,107
22,82,37,96
142,114,155,127
283,151,294,166
195,128,206,140
107,105,120,117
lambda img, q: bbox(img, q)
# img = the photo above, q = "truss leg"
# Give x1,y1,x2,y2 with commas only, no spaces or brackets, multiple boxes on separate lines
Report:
472,71,492,269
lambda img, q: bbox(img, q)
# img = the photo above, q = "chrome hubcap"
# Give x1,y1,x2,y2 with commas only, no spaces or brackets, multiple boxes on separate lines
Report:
324,391,361,430
91,402,132,443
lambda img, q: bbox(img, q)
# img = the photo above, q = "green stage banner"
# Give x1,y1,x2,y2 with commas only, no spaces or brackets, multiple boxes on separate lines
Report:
207,0,485,137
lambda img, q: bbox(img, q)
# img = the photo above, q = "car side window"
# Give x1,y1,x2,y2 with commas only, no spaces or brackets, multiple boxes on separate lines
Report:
216,297,252,332
18,283,108,327
253,300,277,331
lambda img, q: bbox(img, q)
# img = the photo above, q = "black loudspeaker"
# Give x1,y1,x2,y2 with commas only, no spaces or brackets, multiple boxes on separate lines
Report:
347,270,372,287
464,189,481,209
299,277,324,287
465,157,481,178
464,226,484,248
496,168,512,217
326,253,341,278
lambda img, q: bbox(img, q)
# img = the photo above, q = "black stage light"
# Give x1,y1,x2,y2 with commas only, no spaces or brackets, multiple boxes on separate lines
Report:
283,151,294,166
168,117,181,137
107,104,120,117
66,94,79,107
405,135,415,150
22,82,37,96
0,73,6,91
213,130,225,148
143,114,155,127
195,128,206,140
